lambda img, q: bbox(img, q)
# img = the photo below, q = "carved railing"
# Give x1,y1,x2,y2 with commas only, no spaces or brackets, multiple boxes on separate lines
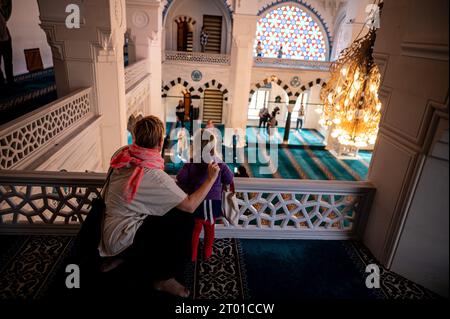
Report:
164,51,231,65
126,74,150,119
125,59,149,92
0,88,93,170
0,171,375,239
254,57,332,71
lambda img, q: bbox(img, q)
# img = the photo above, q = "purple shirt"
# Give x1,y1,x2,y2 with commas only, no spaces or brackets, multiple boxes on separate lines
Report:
176,162,234,200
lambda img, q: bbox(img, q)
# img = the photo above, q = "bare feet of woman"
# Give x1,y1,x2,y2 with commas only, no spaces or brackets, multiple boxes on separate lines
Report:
153,278,190,298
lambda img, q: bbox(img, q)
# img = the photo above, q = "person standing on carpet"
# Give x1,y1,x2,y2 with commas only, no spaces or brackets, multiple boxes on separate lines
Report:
267,106,280,137
296,104,305,130
175,100,185,128
99,116,220,298
258,106,269,129
176,129,234,262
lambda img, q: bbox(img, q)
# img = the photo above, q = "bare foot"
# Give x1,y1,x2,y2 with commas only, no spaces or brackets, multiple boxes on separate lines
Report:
100,257,125,273
153,278,190,298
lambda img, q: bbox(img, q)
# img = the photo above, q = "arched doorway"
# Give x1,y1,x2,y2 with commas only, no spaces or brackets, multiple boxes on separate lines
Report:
248,81,289,127
203,89,224,123
177,21,194,52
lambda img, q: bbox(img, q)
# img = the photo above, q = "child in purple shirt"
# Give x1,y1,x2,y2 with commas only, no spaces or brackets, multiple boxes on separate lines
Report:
177,130,234,261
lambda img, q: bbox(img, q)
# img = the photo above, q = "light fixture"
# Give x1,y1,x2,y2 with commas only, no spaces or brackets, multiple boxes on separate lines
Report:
320,27,382,151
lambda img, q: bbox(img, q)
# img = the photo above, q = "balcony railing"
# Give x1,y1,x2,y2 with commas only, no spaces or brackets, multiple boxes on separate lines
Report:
125,59,149,92
125,59,151,118
0,171,375,239
254,57,332,71
164,50,231,65
0,88,94,170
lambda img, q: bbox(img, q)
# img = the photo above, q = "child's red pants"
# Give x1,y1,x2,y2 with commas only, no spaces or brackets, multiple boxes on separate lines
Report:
191,218,215,261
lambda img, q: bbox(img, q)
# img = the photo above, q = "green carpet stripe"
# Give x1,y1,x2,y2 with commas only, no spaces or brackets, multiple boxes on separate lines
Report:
309,129,325,141
274,148,301,179
343,159,369,180
295,134,334,179
303,147,336,180
281,148,308,179
358,152,372,167
311,150,359,181
297,129,324,145
246,127,325,147
287,149,327,180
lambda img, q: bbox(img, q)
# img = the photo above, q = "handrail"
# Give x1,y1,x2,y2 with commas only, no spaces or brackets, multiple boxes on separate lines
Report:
254,57,332,71
164,50,231,65
0,170,375,239
0,88,93,170
125,59,149,92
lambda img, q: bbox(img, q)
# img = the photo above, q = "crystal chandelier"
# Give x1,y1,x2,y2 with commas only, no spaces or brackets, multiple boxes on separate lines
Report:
320,28,382,148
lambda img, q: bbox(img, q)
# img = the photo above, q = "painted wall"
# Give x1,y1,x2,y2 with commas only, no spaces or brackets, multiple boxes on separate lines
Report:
6,0,53,75
330,0,374,61
164,0,232,53
162,61,330,127
162,62,231,123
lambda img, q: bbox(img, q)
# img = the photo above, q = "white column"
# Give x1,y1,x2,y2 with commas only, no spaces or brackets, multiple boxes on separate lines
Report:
227,14,258,129
38,0,128,171
126,0,164,120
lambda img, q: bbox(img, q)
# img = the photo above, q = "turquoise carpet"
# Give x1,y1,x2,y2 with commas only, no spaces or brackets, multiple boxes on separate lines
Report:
246,126,325,147
163,123,371,181
164,145,371,181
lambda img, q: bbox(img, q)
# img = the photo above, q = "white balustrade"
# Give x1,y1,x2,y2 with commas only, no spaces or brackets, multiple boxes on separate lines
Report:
254,57,331,71
0,88,93,170
0,171,375,239
127,75,150,118
125,59,149,92
164,50,231,65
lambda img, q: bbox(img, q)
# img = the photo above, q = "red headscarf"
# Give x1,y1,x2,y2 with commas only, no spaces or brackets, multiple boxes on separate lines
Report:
110,144,165,202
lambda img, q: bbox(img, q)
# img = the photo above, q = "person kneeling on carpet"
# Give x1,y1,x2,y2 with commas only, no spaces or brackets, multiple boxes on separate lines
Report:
176,129,234,262
98,116,220,298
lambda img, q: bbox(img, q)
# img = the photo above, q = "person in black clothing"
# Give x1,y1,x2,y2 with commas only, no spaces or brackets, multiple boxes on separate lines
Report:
175,100,185,128
234,165,249,178
232,130,239,163
267,106,281,135
258,107,269,129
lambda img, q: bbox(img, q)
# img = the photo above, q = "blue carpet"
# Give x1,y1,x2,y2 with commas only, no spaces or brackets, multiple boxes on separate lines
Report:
0,236,438,302
240,240,381,300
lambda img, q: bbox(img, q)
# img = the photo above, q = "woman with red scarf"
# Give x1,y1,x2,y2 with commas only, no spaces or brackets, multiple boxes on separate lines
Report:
99,116,220,298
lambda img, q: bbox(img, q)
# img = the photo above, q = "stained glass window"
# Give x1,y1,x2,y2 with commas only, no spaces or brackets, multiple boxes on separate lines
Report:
255,5,327,61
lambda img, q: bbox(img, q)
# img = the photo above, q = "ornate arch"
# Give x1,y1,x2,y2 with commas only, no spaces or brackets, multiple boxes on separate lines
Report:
197,79,229,101
249,77,296,103
174,15,197,26
161,78,196,98
163,0,233,22
257,0,332,60
294,78,327,97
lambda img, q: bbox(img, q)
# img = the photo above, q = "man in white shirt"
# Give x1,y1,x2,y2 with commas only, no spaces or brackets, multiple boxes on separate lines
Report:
296,105,305,130
0,9,13,86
